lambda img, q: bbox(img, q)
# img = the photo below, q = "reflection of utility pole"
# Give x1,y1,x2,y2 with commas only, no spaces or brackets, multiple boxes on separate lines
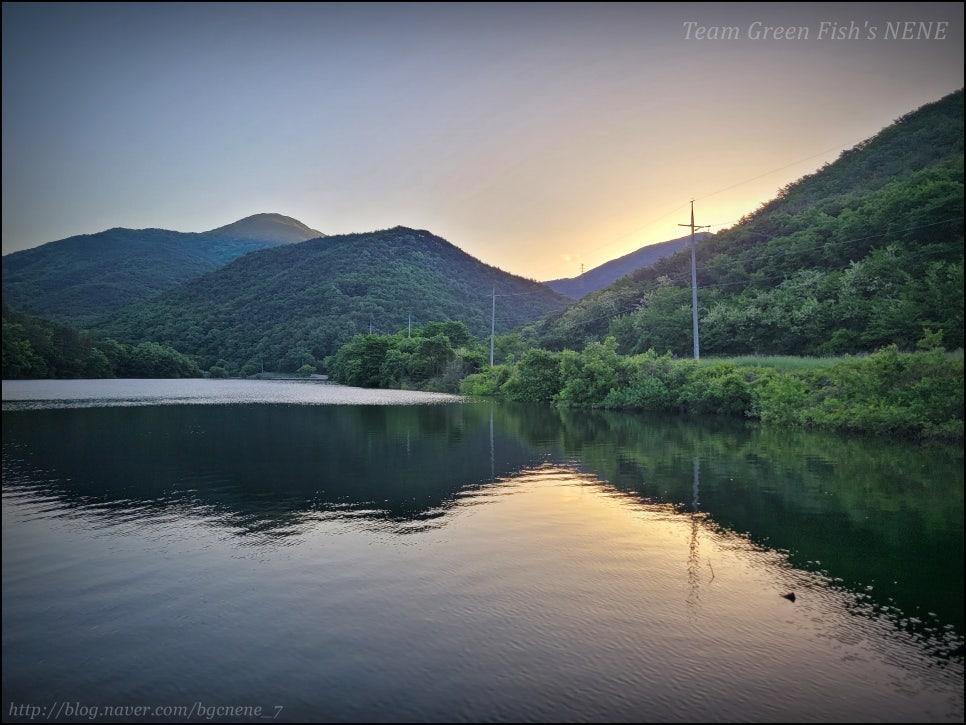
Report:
679,201,709,360
687,456,701,615
692,457,700,513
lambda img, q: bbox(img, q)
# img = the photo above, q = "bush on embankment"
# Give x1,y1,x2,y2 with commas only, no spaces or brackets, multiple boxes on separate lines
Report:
460,340,963,441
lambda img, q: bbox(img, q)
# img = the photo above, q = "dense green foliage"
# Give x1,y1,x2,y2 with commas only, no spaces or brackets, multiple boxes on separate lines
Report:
328,321,486,393
2,304,200,379
1,216,315,327
100,227,569,375
461,341,963,440
525,90,964,357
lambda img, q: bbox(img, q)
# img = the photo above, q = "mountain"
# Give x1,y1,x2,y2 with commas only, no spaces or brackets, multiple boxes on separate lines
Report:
1,213,321,327
100,226,571,374
205,213,324,243
524,89,964,356
546,233,710,299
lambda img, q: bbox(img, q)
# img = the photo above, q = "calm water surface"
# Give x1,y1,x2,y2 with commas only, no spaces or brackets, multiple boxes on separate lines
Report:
2,379,963,722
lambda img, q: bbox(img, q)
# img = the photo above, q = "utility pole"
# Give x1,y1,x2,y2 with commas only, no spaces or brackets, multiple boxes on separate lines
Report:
408,313,412,338
679,200,709,360
490,287,496,366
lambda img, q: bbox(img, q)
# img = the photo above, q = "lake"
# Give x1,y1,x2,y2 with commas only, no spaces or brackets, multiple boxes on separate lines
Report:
2,379,963,722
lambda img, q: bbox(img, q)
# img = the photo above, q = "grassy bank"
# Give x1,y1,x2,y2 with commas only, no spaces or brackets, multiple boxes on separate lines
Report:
460,343,964,441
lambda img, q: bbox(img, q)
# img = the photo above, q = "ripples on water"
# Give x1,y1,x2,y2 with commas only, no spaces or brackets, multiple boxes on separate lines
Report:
2,380,963,722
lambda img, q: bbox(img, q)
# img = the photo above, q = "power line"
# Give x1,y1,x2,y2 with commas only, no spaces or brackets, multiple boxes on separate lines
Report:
693,143,849,203
636,215,963,291
527,215,964,334
537,139,862,280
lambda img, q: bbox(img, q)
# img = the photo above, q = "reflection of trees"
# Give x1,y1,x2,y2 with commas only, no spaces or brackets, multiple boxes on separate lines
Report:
548,406,964,638
3,398,962,637
1,402,549,539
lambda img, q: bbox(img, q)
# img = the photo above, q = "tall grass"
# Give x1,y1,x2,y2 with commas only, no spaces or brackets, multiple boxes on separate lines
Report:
706,355,845,371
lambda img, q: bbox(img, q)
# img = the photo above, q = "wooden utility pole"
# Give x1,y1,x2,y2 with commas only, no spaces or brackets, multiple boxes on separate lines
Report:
490,287,496,366
679,201,709,360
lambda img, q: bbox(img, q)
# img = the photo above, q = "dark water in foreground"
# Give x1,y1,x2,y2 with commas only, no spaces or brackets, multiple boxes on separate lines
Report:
2,380,963,722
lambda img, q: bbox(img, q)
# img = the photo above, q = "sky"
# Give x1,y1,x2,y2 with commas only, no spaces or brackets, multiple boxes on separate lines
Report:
2,2,963,281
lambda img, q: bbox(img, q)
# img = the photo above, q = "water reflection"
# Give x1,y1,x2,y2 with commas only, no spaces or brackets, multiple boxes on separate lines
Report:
687,457,703,617
3,400,963,647
547,408,964,640
3,395,964,722
3,404,538,538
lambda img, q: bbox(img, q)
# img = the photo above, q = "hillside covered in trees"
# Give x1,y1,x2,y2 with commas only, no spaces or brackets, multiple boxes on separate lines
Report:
524,89,964,357
99,227,570,376
2,303,199,379
1,213,324,327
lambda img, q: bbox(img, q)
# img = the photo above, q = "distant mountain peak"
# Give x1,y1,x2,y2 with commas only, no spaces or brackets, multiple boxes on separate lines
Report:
546,232,711,299
205,213,325,244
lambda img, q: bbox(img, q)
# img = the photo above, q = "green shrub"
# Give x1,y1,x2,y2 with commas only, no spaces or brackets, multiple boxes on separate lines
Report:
555,338,623,408
460,365,511,396
502,348,564,402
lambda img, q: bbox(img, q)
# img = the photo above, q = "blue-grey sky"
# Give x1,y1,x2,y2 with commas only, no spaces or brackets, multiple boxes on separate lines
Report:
2,2,962,279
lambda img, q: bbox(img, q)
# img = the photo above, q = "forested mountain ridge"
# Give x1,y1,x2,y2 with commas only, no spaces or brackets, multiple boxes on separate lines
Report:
99,226,570,375
524,89,964,356
545,233,708,299
1,213,322,327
